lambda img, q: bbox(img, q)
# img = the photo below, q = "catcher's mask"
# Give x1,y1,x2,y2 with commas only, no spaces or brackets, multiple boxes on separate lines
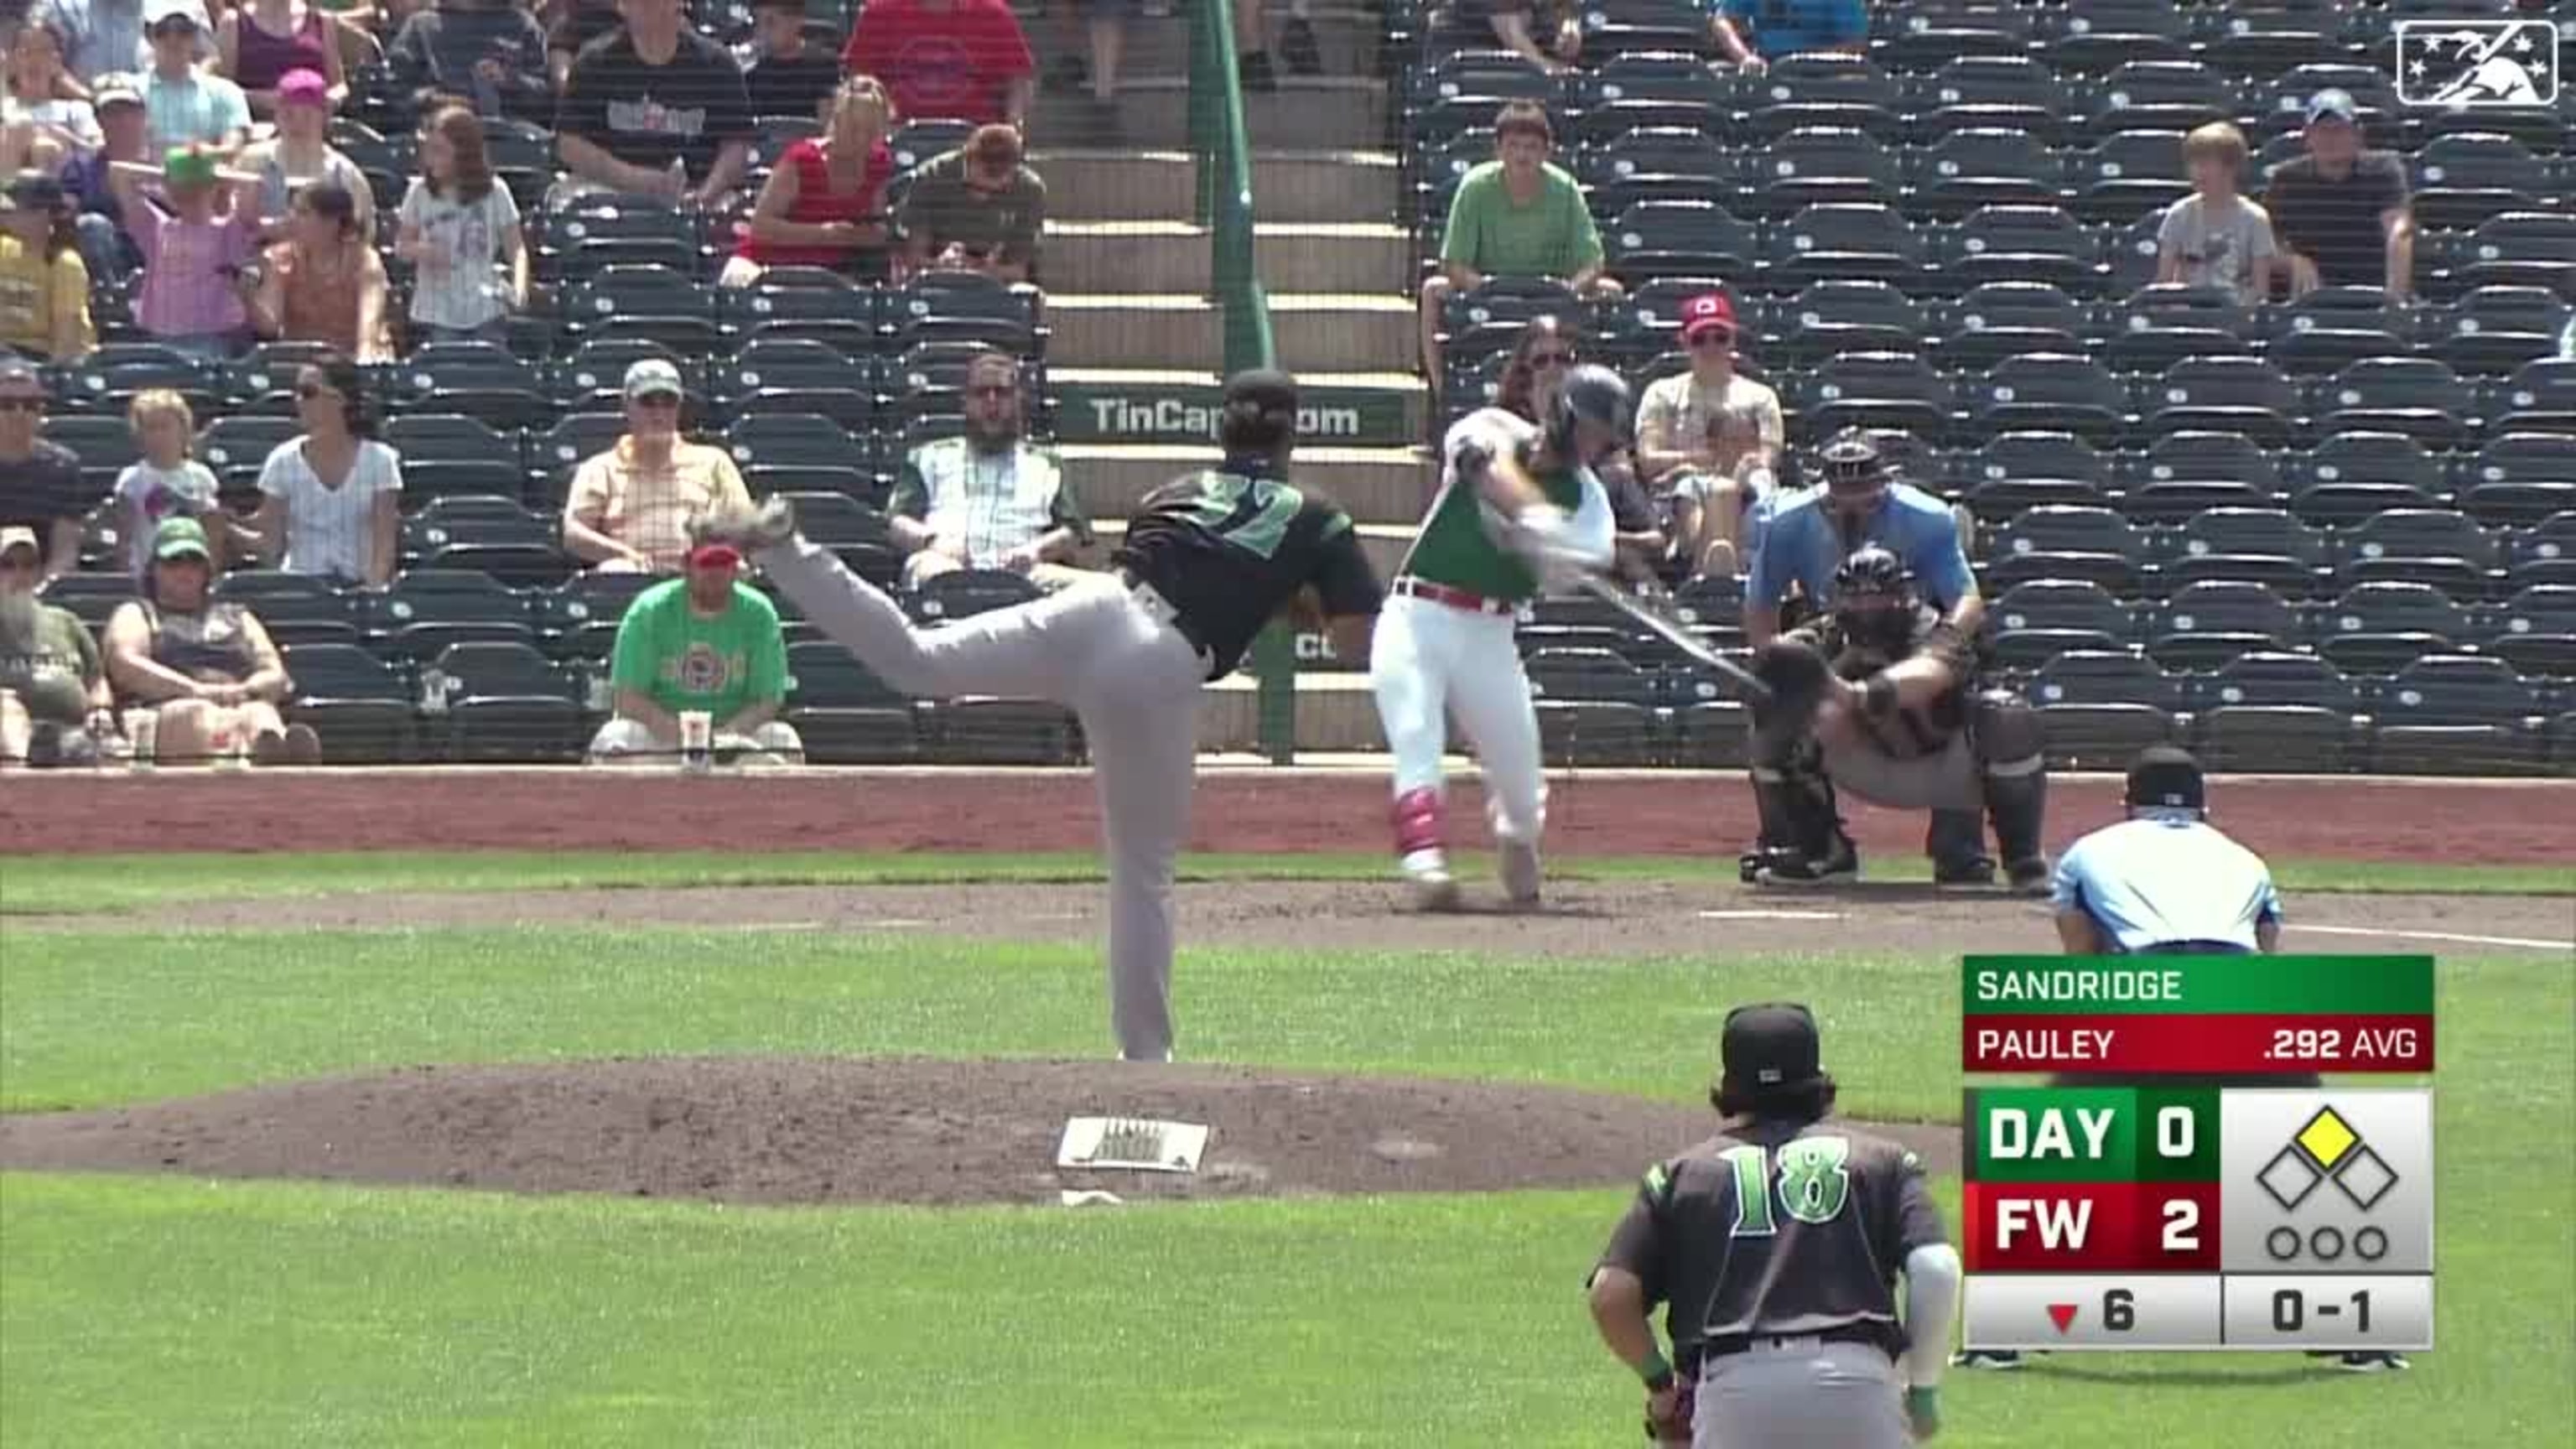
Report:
1546,363,1633,466
1832,544,1918,654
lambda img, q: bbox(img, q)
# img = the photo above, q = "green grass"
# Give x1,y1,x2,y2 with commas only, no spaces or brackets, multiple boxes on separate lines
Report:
3,849,2564,917
3,895,2568,1445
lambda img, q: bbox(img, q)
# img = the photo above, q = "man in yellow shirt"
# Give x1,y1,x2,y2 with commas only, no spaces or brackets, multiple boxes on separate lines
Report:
0,173,97,363
560,358,752,573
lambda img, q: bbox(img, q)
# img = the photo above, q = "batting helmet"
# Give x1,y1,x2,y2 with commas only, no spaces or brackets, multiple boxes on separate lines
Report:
1546,364,1633,463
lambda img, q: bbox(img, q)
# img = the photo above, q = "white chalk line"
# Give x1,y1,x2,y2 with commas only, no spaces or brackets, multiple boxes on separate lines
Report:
2292,924,2569,952
1699,909,1848,922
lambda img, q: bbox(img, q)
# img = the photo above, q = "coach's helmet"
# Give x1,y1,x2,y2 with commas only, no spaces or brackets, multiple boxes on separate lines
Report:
1545,364,1633,466
1831,544,1919,654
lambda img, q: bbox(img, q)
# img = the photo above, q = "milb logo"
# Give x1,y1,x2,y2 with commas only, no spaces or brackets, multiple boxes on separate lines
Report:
2394,18,2561,107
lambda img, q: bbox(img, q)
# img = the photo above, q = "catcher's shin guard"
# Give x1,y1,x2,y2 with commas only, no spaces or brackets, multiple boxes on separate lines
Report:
1750,763,1842,861
1971,688,2050,877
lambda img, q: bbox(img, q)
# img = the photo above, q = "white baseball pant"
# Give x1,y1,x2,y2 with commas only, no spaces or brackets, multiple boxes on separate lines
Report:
1368,593,1546,844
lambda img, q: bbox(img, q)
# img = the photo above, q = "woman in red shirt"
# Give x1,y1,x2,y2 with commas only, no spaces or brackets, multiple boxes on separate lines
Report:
721,76,896,287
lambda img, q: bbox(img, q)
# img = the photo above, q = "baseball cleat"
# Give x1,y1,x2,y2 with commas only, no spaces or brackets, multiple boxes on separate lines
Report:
1498,839,1543,906
690,496,799,553
1933,859,1997,889
2324,1351,2411,1374
1400,853,1462,911
1753,839,1858,888
1951,1349,2027,1370
2005,856,2052,897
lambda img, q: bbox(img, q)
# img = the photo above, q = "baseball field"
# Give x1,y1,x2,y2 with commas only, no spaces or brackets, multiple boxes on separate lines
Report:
2,768,2568,1447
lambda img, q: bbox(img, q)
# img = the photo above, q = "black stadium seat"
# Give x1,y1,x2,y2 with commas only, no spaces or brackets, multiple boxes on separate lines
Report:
2482,586,2576,679
1525,647,1663,765
783,641,920,763
2145,579,2303,669
426,641,584,763
2189,652,2365,772
2315,581,2475,673
281,642,416,762
2369,655,2547,775
1987,579,2133,669
2031,650,2182,766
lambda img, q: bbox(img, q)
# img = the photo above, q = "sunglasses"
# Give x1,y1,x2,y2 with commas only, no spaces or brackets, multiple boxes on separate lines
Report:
965,383,1017,399
0,554,37,570
0,395,45,413
295,382,342,401
631,392,683,408
1686,330,1736,350
1526,351,1573,370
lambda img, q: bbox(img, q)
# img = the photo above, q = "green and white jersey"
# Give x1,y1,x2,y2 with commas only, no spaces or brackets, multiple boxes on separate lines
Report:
1396,407,1614,603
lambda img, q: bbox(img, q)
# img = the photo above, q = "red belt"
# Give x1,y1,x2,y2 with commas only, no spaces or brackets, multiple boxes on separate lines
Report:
1394,575,1514,616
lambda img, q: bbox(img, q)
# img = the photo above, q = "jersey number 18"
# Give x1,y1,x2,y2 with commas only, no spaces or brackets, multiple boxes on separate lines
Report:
1716,1137,1853,1237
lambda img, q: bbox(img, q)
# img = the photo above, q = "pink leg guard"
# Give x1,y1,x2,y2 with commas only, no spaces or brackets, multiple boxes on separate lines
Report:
1393,786,1446,858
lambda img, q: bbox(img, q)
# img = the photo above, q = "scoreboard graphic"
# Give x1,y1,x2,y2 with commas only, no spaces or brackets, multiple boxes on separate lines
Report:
1958,957,2435,1354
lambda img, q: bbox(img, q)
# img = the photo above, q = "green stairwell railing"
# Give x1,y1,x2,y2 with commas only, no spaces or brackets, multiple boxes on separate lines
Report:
1188,0,1297,764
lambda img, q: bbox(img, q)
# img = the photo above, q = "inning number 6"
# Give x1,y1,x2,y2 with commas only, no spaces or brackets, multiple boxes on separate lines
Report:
2158,1106,2194,1158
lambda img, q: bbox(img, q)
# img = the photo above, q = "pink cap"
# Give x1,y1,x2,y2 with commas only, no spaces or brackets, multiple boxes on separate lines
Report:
278,68,330,106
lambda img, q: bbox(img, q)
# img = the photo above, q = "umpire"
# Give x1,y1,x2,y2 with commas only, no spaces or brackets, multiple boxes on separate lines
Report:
1587,1004,1961,1446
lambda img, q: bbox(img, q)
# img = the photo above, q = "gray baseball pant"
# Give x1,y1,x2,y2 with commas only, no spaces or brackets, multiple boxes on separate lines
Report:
1692,1341,1911,1449
756,541,1211,1062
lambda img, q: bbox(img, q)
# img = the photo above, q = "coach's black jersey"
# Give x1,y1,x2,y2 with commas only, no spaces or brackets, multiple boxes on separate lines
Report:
1592,1119,1946,1362
1114,464,1383,677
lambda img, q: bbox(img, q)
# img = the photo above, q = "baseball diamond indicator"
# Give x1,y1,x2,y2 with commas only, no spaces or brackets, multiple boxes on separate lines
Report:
2046,1302,2078,1333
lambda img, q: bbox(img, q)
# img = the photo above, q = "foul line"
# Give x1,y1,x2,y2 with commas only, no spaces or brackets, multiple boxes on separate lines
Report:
2294,924,2569,951
1699,909,1847,922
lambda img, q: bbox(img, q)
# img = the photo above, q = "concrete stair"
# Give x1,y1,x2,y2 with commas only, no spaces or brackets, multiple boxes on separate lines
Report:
1032,150,1400,226
1031,75,1391,152
1046,221,1410,296
1048,293,1415,373
1011,3,1384,79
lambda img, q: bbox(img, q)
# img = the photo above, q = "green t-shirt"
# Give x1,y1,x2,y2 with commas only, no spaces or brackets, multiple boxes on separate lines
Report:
0,600,101,725
608,579,787,722
1438,160,1605,278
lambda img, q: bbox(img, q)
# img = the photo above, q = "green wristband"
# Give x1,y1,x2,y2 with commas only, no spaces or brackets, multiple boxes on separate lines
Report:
1639,1349,1673,1389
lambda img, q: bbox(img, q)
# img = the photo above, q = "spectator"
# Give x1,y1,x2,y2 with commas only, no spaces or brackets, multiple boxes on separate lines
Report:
2,16,102,174
103,515,325,764
722,74,893,288
393,102,527,343
216,0,344,119
58,74,147,283
140,7,249,154
242,351,402,585
552,0,753,210
1488,318,1665,584
0,522,114,766
1465,0,1581,75
543,0,621,92
1633,291,1783,579
841,0,1033,130
2157,122,2276,304
110,387,223,578
0,356,85,579
733,0,839,124
106,144,259,357
2263,88,2413,299
1236,0,1319,86
888,350,1090,589
386,0,553,124
249,179,392,359
0,171,96,361
586,535,802,766
562,357,751,574
1709,0,1869,73
893,122,1044,284
1419,101,1617,397
49,0,215,86
237,68,373,239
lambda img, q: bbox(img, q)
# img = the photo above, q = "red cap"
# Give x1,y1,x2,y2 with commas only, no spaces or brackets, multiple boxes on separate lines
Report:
687,543,742,570
1681,292,1737,340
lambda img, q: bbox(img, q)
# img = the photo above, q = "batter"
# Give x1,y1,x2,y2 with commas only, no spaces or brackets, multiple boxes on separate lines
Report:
1373,363,1628,910
690,370,1383,1062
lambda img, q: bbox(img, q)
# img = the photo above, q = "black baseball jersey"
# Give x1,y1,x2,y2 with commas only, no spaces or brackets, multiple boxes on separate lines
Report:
1789,604,1976,760
1592,1119,1946,1363
1113,465,1383,678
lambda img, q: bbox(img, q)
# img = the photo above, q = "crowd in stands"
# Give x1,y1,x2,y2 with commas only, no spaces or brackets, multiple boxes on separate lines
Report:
0,0,1250,768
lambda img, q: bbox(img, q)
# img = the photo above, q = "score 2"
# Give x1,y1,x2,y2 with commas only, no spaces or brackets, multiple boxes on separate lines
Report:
1966,1088,2223,1273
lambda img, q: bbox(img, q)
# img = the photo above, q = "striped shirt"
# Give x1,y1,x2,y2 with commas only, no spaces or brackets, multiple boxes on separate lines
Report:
257,437,402,582
2050,813,2283,954
564,437,751,574
129,204,256,339
143,67,250,151
889,437,1086,568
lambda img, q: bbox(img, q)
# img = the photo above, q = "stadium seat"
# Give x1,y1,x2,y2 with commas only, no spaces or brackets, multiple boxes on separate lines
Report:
2165,506,2331,597
557,264,722,353
281,641,416,762
1745,55,1904,142
2145,579,2303,669
361,570,537,662
2315,580,2475,672
2482,359,2576,437
2409,134,2547,231
722,413,873,498
714,278,883,355
1935,283,2087,371
2188,651,2365,772
1981,504,2148,593
2142,356,2303,448
400,496,568,586
1569,0,1703,58
2030,649,2182,767
2102,285,2257,372
2368,654,2546,775
2448,212,2576,296
1763,203,1928,290
2191,5,2343,79
1605,200,1757,288
1767,281,1931,367
1907,127,2063,218
39,414,140,497
547,339,693,417
1570,61,1727,147
1987,579,2133,669
2077,60,2233,142
2071,129,2190,223
388,343,549,432
1875,0,2042,71
1794,351,1954,442
382,415,532,509
2267,288,2412,377
1525,647,1664,765
531,413,634,506
1962,352,2127,444
2454,433,2576,527
1575,126,1737,218
1909,55,2062,144
196,415,302,496
2335,508,2501,595
1935,205,2101,296
534,200,702,281
2256,64,2406,143
2309,358,2474,449
1958,430,2111,516
889,273,1041,355
2035,0,2192,72
534,571,657,662
2424,286,2573,377
1749,127,1902,216
2506,512,2576,588
2119,431,2283,523
713,337,878,434
216,575,361,649
2482,585,2576,679
782,640,920,763
423,640,584,763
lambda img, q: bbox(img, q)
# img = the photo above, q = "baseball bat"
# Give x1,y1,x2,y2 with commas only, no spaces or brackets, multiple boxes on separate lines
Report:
1573,574,1775,707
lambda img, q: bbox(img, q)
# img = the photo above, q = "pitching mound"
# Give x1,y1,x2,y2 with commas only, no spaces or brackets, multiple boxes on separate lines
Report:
0,1057,1957,1208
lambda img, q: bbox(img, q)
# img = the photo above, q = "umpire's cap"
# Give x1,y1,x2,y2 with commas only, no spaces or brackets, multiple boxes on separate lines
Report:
1722,1003,1826,1093
1817,428,1893,495
2126,745,2208,813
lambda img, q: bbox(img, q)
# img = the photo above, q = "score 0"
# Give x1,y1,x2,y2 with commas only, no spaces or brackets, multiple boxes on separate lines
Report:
1975,1089,2221,1274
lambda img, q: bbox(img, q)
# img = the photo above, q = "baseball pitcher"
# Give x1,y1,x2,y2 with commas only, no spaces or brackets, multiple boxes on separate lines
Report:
689,369,1383,1063
1370,363,1628,910
1743,543,2051,891
1588,1002,1961,1447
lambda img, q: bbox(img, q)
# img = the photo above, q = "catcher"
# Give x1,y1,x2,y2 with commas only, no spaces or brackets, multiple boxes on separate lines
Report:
1587,1002,1960,1447
1743,544,2052,892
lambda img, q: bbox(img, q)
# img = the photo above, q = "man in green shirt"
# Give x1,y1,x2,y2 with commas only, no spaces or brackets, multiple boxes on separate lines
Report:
0,524,115,767
588,537,804,766
1419,99,1620,401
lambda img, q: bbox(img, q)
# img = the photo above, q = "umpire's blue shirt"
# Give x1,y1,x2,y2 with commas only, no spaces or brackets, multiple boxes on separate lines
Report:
1744,481,1975,612
2050,813,2284,953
